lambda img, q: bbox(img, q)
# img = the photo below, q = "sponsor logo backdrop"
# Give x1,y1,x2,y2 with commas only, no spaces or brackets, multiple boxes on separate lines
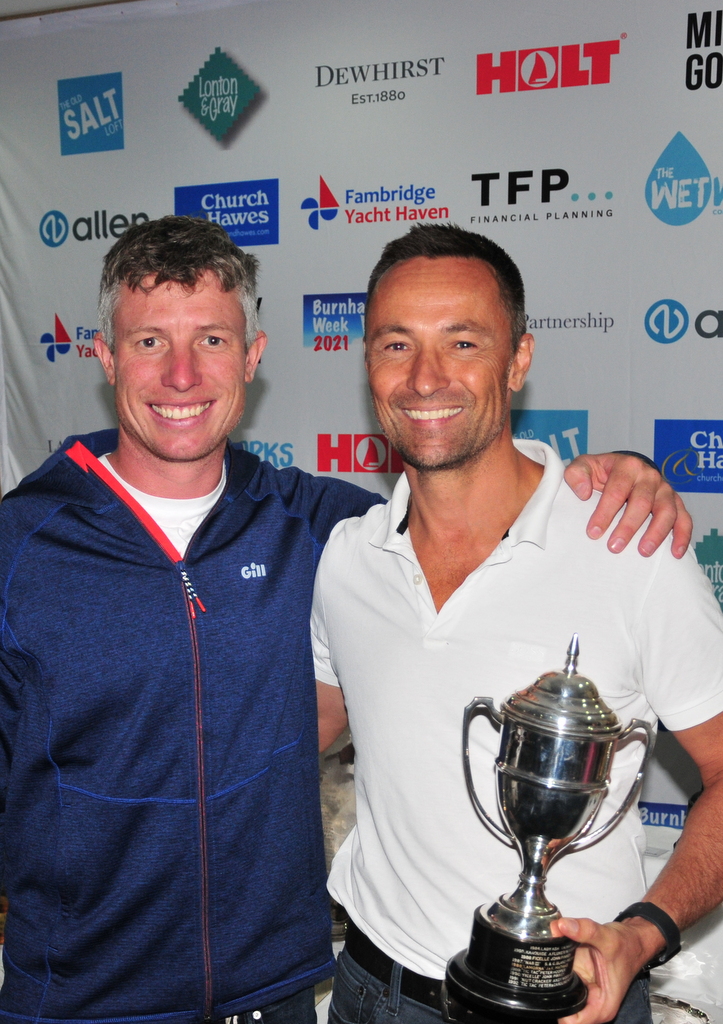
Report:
1,1,722,1005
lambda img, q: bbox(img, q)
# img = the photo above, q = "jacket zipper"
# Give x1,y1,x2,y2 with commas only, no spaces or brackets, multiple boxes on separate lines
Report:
64,442,214,1017
184,580,213,1020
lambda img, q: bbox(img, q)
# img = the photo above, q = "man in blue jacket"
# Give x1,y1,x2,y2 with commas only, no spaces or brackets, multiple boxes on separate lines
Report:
0,216,687,1024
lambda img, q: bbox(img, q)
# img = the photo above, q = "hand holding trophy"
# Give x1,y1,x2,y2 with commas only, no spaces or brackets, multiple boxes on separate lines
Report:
444,635,654,1024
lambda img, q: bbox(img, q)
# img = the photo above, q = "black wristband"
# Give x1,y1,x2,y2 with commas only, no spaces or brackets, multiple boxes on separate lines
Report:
614,901,681,969
612,450,660,472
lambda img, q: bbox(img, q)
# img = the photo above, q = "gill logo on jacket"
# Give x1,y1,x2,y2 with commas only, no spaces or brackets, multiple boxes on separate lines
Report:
241,562,267,579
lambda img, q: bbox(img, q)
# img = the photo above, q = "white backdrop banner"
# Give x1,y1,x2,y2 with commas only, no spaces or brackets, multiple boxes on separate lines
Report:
0,0,721,989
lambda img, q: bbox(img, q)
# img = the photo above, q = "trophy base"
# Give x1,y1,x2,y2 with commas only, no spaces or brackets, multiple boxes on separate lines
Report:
444,908,587,1024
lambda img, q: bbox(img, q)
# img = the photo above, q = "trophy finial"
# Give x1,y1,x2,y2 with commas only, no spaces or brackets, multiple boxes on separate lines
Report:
564,633,580,676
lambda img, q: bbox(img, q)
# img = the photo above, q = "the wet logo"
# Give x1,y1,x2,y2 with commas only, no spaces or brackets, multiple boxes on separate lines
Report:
645,133,712,225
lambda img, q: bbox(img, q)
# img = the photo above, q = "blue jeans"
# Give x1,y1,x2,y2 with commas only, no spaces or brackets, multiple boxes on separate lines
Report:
329,947,652,1024
228,984,316,1024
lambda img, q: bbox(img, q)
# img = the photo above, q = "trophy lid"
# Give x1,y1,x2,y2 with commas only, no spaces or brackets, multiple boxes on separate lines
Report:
503,634,622,739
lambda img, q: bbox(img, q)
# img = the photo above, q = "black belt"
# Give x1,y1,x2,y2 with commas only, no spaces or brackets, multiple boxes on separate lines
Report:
344,918,445,1011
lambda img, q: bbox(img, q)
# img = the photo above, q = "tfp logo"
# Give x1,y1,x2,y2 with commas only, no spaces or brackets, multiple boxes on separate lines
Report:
476,38,620,94
175,179,279,246
645,300,723,343
644,300,689,343
39,208,149,247
695,528,723,611
511,410,588,466
301,177,339,229
470,169,614,225
40,315,72,362
654,420,723,492
318,434,404,473
58,72,123,156
645,133,723,225
303,293,365,349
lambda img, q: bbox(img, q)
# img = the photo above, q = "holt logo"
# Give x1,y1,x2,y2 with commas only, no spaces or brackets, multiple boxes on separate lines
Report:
302,177,339,229
477,38,620,94
40,316,72,362
318,434,404,473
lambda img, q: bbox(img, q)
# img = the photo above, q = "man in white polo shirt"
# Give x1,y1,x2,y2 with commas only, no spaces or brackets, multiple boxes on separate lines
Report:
313,224,723,1024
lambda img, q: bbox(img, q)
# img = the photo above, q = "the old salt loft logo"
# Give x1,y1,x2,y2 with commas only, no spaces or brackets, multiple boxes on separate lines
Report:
179,48,259,141
695,528,723,611
476,38,620,94
645,133,723,224
58,72,123,156
655,420,723,492
175,179,279,246
511,410,588,466
303,293,365,349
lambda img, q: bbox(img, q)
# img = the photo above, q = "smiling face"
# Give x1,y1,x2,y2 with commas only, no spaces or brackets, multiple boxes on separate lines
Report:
364,256,533,473
94,270,266,494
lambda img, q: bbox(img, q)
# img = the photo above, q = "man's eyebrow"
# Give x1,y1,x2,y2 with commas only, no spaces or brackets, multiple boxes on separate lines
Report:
127,321,234,335
369,320,492,341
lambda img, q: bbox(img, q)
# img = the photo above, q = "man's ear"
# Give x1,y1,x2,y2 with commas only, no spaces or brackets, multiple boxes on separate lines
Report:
508,334,534,393
94,333,116,386
245,331,268,383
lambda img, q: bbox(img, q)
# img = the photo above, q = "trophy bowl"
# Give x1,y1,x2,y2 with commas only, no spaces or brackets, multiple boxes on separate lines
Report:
444,635,655,1024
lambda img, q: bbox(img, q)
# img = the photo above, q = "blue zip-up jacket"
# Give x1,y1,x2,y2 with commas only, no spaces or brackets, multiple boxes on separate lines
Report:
0,429,382,1024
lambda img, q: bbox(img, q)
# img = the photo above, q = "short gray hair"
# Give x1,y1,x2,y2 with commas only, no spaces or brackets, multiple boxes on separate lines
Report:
98,215,260,351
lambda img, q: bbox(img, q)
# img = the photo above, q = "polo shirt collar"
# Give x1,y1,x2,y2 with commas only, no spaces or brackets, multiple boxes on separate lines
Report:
370,439,564,553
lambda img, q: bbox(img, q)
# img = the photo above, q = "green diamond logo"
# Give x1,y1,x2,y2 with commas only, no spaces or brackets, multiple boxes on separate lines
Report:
179,47,259,141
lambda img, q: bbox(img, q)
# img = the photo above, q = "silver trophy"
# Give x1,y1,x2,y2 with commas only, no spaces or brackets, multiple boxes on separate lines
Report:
444,635,655,1023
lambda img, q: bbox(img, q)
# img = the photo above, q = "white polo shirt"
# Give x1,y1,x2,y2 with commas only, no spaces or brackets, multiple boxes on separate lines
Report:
312,440,723,979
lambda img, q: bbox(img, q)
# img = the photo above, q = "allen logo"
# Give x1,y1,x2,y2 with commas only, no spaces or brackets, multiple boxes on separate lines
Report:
318,434,404,473
477,39,620,94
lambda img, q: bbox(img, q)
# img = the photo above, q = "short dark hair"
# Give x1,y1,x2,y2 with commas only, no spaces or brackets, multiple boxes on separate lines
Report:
98,215,259,350
366,223,527,351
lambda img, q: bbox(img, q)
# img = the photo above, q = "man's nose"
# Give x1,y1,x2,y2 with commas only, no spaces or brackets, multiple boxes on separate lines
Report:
161,345,202,391
407,348,450,396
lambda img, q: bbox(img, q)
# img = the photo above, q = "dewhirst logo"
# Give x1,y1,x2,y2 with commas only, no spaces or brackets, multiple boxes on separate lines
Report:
318,434,403,473
511,410,587,466
476,38,621,95
686,11,723,90
58,72,123,156
470,167,614,225
645,300,723,342
655,420,723,492
315,55,444,107
175,179,279,246
39,208,148,247
695,528,723,610
40,316,72,362
644,132,723,224
303,293,365,350
179,48,259,141
301,177,339,229
302,176,448,230
645,300,689,343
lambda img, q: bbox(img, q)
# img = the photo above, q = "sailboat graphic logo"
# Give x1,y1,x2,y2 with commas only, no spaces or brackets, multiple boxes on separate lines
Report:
519,50,558,89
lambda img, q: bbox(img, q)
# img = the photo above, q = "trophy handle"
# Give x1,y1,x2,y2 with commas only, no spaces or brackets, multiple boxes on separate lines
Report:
569,718,656,851
463,698,514,846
